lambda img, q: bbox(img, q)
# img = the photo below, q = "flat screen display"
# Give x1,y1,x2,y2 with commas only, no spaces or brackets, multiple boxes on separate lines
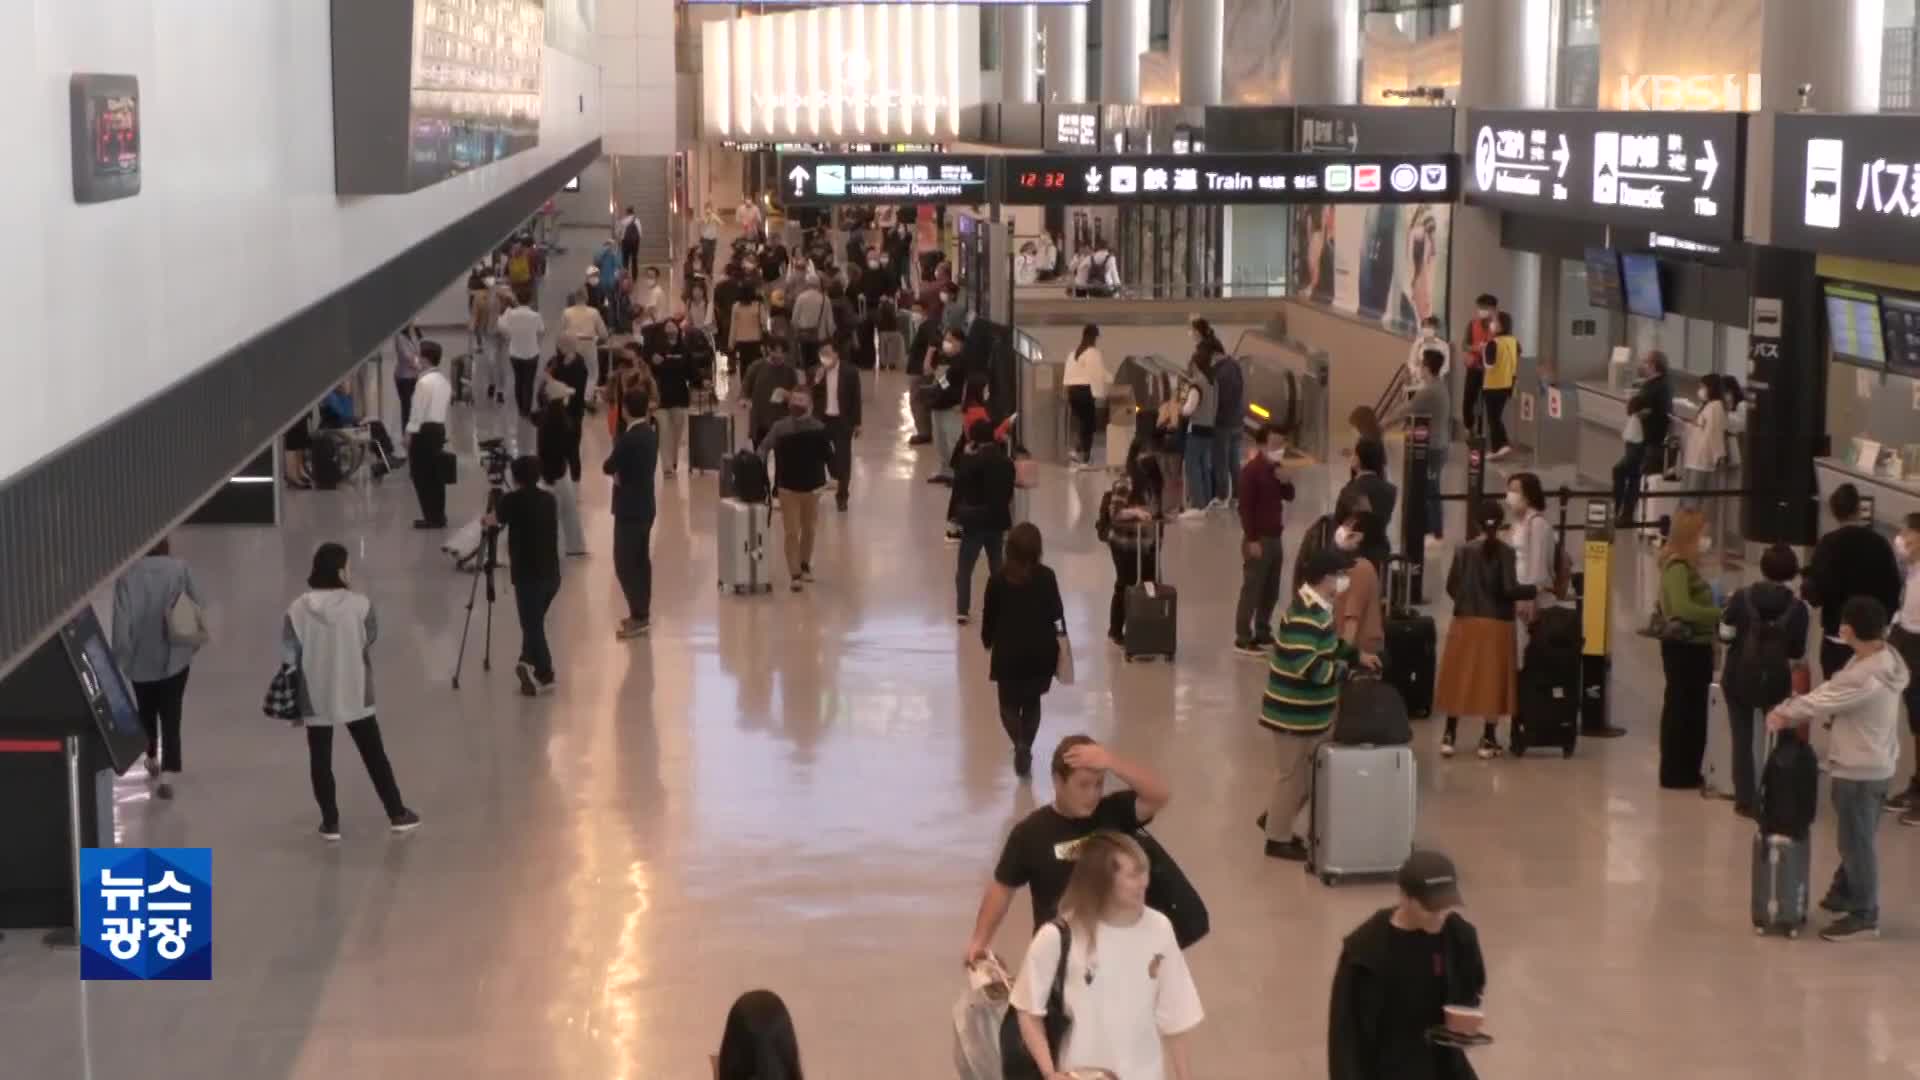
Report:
1878,292,1920,374
1620,253,1664,320
1825,283,1888,367
1584,247,1623,311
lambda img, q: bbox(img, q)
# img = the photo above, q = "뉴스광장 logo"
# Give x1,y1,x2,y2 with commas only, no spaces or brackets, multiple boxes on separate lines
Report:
79,847,211,980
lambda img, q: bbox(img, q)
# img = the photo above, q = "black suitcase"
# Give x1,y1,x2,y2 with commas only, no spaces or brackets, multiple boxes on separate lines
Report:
1382,556,1435,718
1123,523,1176,662
309,433,344,490
1511,606,1582,757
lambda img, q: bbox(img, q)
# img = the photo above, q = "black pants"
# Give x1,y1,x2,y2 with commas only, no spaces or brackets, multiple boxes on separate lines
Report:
1728,702,1763,811
1461,367,1484,435
1659,640,1715,789
306,717,407,827
613,516,654,622
515,576,559,681
823,415,853,506
133,668,190,773
1612,441,1647,523
565,421,584,482
1108,544,1157,639
596,345,611,388
395,376,418,433
997,686,1043,752
1067,385,1097,461
408,423,448,525
734,340,763,370
700,238,717,274
1481,387,1512,452
510,355,539,417
622,242,640,278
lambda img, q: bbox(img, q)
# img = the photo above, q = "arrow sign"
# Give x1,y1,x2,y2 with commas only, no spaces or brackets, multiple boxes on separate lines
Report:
1553,133,1570,178
787,165,810,197
1083,166,1103,193
1694,139,1718,189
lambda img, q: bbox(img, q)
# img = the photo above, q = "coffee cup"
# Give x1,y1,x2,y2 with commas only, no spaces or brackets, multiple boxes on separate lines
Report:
1442,1004,1484,1037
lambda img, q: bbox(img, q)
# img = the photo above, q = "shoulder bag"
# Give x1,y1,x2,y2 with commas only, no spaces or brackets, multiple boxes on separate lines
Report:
167,590,210,648
1137,828,1211,948
262,665,302,722
999,919,1073,1080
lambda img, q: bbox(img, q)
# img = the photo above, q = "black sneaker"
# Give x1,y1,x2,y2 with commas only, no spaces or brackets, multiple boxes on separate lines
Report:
515,662,538,696
318,823,342,842
1819,915,1880,942
1013,746,1033,778
389,810,423,834
956,613,970,625
908,434,932,446
1884,788,1917,813
1264,838,1309,861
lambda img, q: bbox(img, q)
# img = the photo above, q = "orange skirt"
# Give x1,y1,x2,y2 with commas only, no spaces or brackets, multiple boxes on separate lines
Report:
1433,616,1517,718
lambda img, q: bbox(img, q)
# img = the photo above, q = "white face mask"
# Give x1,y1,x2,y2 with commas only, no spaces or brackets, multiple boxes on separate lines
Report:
1333,574,1352,595
1699,535,1714,554
1334,526,1360,551
822,353,838,367
942,342,961,356
1266,446,1286,463
1898,534,1914,561
1698,387,1710,402
1477,308,1493,321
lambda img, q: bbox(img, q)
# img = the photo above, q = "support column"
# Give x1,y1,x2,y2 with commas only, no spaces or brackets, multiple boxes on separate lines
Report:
1001,5,1037,105
1179,0,1224,105
1101,0,1144,103
1288,0,1360,105
1749,0,1884,245
1040,5,1087,102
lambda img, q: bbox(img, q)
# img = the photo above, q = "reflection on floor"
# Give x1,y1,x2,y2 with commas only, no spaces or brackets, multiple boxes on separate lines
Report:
3,369,1917,1080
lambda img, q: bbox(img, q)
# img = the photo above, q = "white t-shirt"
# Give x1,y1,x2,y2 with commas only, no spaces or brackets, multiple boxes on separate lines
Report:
499,307,545,358
1010,910,1203,1080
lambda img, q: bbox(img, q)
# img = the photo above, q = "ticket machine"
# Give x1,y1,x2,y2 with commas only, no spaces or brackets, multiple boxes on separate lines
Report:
0,608,147,938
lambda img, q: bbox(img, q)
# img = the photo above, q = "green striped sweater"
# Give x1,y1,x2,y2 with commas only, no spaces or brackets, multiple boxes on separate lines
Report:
1260,589,1358,733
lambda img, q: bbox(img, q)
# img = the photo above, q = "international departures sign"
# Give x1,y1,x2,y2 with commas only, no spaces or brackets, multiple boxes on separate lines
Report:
779,153,993,205
1771,112,1920,265
1464,109,1745,246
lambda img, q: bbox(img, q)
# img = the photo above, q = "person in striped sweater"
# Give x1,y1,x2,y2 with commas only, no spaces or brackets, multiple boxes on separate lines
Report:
1259,549,1381,860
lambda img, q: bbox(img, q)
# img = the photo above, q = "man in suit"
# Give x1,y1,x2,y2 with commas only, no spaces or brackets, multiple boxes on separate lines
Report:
811,344,862,512
602,389,659,639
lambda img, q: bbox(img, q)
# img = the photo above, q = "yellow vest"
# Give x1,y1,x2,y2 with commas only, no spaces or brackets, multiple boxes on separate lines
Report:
1484,336,1519,390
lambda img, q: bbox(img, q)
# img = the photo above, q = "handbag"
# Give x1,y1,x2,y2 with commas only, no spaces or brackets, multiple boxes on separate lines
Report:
166,591,209,648
438,450,458,485
262,664,302,721
999,919,1073,1080
1137,828,1211,948
1055,633,1076,686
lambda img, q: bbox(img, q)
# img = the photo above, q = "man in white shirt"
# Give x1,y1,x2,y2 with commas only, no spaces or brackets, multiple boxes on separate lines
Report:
498,298,546,418
697,203,721,272
1404,316,1450,393
636,267,668,329
406,342,454,529
559,290,609,376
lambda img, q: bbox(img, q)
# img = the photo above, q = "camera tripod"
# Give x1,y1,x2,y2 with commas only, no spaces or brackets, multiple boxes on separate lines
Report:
452,496,504,689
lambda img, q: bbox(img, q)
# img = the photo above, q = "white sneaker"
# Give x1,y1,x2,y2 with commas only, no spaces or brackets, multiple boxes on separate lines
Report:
1207,498,1228,512
1179,508,1208,522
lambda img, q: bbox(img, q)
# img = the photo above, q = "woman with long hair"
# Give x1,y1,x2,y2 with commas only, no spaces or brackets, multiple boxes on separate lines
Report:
714,989,803,1080
1656,509,1724,789
1063,323,1106,468
281,543,419,840
1010,831,1203,1080
980,522,1067,777
1178,346,1222,518
1435,505,1536,759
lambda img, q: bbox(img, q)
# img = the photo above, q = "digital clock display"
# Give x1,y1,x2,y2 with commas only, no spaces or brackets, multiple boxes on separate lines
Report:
1018,171,1069,191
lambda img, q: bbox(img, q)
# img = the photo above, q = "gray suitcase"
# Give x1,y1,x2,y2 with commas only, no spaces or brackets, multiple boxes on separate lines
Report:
1308,743,1417,886
689,409,731,473
1702,683,1743,801
1122,523,1176,662
1750,831,1811,937
717,498,772,594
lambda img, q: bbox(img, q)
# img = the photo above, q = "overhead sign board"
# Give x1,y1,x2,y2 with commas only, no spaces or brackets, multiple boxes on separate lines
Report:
1296,105,1456,154
1771,112,1920,264
1002,152,1459,206
776,152,992,205
1464,109,1745,245
1044,104,1102,153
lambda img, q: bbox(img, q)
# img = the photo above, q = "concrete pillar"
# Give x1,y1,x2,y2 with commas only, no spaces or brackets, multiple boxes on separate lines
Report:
1288,0,1360,105
1101,0,1145,103
1747,0,1884,244
1179,0,1223,105
1449,0,1552,360
1040,5,1087,102
1001,5,1037,104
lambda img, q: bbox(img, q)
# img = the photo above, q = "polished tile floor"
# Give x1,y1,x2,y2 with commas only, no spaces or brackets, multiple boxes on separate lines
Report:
5,367,1920,1079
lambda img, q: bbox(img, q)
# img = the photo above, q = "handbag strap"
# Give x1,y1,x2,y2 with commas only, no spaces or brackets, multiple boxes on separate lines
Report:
1045,917,1072,1018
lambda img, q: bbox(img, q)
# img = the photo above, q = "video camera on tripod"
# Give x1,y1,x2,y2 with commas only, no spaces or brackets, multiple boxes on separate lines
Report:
478,436,513,490
452,436,516,689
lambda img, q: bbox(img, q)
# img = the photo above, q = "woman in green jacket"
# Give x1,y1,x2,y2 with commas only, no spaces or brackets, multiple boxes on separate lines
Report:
1658,509,1723,789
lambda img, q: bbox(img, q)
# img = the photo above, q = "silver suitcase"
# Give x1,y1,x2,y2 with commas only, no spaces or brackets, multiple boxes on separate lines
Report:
1702,683,1738,801
1308,743,1417,886
717,498,772,594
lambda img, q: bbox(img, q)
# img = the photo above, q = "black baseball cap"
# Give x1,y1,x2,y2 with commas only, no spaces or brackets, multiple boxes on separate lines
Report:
1398,850,1463,909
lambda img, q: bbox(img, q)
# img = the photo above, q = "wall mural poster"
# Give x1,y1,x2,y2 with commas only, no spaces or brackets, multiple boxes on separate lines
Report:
1290,202,1450,337
546,0,598,58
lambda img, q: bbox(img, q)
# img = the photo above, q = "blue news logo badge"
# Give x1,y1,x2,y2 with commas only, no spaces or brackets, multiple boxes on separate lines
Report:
79,848,211,980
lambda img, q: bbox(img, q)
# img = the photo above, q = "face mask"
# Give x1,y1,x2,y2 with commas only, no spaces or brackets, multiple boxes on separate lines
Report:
1698,387,1710,402
1333,574,1352,595
1898,535,1914,561
1266,447,1286,463
1334,526,1360,551
1699,536,1714,554
822,353,838,367
338,567,352,587
1506,491,1526,512
1477,308,1493,321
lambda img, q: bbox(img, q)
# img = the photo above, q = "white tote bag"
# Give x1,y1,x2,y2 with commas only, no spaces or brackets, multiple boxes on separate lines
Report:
167,591,209,648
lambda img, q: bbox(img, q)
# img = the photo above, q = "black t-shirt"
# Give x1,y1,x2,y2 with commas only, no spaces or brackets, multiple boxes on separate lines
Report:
495,487,560,583
1381,923,1450,1080
993,791,1147,926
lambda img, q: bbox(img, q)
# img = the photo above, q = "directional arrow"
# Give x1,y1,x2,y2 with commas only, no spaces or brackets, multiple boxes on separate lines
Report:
1553,133,1570,178
1694,139,1718,189
787,165,810,197
1083,166,1103,193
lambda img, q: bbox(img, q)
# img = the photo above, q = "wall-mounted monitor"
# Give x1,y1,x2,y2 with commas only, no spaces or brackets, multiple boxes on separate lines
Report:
1824,282,1888,368
1583,247,1623,311
69,74,141,204
331,0,544,195
1876,291,1920,374
1620,252,1665,320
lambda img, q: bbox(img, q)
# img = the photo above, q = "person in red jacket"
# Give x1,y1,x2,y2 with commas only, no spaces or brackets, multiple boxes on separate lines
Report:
1234,424,1297,654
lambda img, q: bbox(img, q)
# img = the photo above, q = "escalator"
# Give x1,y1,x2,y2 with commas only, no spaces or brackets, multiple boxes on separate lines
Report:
1227,329,1331,463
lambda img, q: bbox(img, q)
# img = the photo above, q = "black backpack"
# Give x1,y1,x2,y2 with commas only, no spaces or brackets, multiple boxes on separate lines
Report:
1733,596,1793,709
728,450,769,504
1759,730,1819,839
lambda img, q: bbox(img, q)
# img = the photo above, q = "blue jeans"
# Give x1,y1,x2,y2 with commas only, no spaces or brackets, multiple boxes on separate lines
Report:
956,529,1004,616
1185,429,1217,509
1827,777,1890,922
1212,428,1243,501
514,577,559,682
1425,444,1448,538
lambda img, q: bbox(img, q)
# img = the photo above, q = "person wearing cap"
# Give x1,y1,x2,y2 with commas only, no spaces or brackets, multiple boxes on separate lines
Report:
1259,549,1381,861
1329,850,1486,1080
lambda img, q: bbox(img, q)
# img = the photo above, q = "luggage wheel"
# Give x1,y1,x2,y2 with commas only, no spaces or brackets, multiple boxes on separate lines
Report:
1561,746,1575,759
1320,872,1340,886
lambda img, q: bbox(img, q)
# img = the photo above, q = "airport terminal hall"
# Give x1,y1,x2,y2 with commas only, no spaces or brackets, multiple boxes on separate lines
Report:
13,0,1920,1077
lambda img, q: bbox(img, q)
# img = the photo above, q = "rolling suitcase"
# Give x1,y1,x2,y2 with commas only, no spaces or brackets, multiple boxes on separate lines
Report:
1382,556,1436,718
1123,523,1176,662
689,408,731,474
717,497,773,594
1308,742,1417,886
1511,605,1582,758
1702,683,1738,800
1750,831,1811,937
